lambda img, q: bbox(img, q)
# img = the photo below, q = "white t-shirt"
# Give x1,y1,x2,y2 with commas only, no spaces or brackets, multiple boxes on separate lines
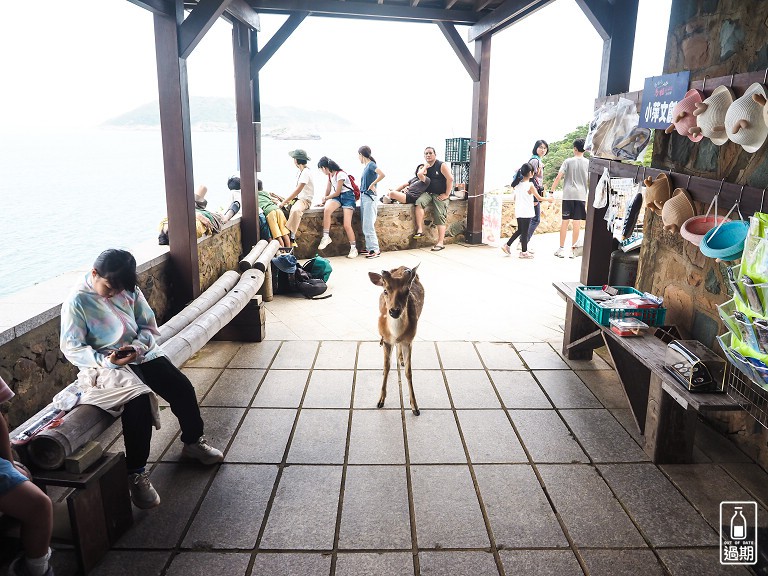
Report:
296,167,314,203
559,156,589,201
514,180,536,218
331,170,349,196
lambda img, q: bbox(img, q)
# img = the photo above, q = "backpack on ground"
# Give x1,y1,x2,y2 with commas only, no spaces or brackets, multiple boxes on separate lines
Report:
271,254,331,299
302,256,332,282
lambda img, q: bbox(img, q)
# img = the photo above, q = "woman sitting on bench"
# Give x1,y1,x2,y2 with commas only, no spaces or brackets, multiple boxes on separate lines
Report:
60,249,224,510
0,376,54,576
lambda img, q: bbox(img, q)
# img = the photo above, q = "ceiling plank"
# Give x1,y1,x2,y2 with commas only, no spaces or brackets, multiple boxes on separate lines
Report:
474,0,494,10
127,0,173,16
179,0,233,59
250,11,309,75
574,0,611,39
445,0,460,9
247,0,478,24
436,21,479,82
225,0,261,30
468,0,553,41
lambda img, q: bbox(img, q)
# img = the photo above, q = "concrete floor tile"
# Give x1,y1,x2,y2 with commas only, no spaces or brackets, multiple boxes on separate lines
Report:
490,370,552,409
259,465,342,550
201,368,265,407
303,370,353,408
115,463,216,548
226,408,296,463
693,422,753,463
405,410,466,464
228,340,281,368
657,548,752,575
166,552,250,576
457,411,526,463
537,464,645,548
608,407,644,444
184,341,241,368
475,342,525,370
251,552,332,574
579,549,665,576
419,551,498,575
357,341,396,369
499,550,581,575
251,369,309,408
179,367,221,404
473,464,567,548
515,342,570,370
559,348,613,371
348,410,405,464
598,463,718,546
287,409,349,464
270,340,319,369
575,369,629,409
445,371,502,408
162,406,244,462
400,370,451,410
411,465,490,549
88,551,171,576
338,466,411,549
719,462,768,508
533,370,602,408
354,369,401,410
559,409,648,462
183,464,277,549
314,340,358,369
262,323,301,340
410,341,441,369
508,410,587,463
335,552,414,576
437,342,484,369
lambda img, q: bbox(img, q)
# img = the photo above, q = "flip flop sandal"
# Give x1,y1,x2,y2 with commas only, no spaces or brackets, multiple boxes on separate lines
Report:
431,245,445,251
413,232,424,239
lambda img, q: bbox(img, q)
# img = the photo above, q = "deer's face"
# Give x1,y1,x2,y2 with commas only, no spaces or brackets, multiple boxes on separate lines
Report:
369,265,420,319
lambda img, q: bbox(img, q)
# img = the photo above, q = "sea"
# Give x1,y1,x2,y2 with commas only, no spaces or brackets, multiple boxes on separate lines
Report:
1,127,501,298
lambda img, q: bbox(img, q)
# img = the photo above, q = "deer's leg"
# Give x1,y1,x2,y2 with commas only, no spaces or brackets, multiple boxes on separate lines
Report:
378,342,392,409
397,343,404,367
402,342,419,416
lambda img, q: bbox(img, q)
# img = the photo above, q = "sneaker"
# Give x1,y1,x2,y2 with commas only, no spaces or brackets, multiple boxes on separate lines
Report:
501,244,511,255
381,195,392,204
519,251,535,259
366,250,381,259
347,247,359,259
128,472,161,509
291,240,298,248
181,437,224,465
9,557,54,576
554,247,566,258
571,245,583,257
318,235,332,250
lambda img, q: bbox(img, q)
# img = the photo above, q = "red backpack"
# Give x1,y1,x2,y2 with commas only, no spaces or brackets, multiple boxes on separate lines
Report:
329,171,361,201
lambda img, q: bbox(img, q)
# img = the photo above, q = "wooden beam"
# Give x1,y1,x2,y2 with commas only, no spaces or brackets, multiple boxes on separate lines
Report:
468,0,553,41
597,0,638,96
574,0,611,39
153,5,200,302
445,0,460,8
436,21,479,82
250,11,308,75
474,0,494,11
466,35,491,244
247,0,477,24
225,0,261,30
179,0,233,59
127,0,173,16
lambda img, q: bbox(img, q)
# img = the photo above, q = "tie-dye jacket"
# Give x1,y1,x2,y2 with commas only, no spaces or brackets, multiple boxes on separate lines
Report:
60,274,164,369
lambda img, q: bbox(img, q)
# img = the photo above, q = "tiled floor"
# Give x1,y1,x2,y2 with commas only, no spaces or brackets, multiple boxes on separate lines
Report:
23,235,768,574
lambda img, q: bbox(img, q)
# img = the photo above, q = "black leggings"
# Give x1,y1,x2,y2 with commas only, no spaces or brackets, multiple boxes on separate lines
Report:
121,356,204,471
506,217,531,252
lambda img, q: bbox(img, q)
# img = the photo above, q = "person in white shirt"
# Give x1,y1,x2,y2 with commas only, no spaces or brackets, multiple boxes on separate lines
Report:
280,149,315,247
317,156,359,258
550,138,589,258
502,163,553,259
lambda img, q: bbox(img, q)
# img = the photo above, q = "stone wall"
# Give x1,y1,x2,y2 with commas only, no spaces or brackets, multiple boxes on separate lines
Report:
637,0,768,466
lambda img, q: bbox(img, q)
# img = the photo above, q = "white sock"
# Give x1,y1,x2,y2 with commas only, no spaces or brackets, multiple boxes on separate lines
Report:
25,548,52,576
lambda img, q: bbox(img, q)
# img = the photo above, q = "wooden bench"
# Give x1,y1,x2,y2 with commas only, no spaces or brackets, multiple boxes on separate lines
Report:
554,281,742,463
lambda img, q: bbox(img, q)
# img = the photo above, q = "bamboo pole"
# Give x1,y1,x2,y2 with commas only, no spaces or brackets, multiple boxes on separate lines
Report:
255,239,281,272
238,239,268,271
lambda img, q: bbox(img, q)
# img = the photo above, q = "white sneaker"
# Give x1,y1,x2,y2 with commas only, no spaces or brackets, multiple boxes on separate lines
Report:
381,195,392,204
519,251,535,259
571,245,582,258
501,244,511,256
181,437,224,465
129,472,161,509
554,247,566,258
347,247,359,258
318,235,332,250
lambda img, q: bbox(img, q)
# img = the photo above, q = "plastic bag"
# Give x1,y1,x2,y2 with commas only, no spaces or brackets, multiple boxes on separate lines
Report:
586,98,647,160
593,167,610,209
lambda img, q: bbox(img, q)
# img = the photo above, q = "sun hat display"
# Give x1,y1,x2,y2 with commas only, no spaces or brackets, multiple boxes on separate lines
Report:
643,172,672,214
664,89,705,142
681,193,730,246
725,82,768,153
700,201,749,261
288,149,311,162
691,85,735,145
661,188,696,233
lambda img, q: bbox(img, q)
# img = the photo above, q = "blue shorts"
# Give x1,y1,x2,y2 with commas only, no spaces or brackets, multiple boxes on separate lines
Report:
328,190,357,210
0,458,27,496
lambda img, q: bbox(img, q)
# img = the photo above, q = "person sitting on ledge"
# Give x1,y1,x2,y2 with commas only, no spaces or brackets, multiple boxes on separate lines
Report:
60,249,224,510
380,163,430,205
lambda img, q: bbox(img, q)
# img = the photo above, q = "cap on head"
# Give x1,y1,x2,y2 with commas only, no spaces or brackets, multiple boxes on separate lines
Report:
288,149,310,162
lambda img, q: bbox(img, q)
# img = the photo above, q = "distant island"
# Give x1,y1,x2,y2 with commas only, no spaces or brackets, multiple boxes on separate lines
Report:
102,96,351,136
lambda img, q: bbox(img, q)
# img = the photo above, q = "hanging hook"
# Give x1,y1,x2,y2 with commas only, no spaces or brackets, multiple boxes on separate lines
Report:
642,166,647,182
702,75,707,93
729,74,735,87
764,68,768,85
634,164,641,183
737,184,745,205
687,174,692,189
761,188,767,213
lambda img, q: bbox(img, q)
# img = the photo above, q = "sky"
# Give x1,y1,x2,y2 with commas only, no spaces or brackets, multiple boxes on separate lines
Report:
0,0,672,189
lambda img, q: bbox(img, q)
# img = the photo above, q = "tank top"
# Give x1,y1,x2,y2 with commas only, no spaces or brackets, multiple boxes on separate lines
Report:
425,160,447,195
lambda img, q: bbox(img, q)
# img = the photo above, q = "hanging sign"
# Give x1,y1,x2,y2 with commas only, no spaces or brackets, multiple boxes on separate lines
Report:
639,71,690,129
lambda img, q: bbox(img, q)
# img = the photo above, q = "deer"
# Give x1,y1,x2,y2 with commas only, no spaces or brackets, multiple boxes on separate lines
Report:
368,265,424,416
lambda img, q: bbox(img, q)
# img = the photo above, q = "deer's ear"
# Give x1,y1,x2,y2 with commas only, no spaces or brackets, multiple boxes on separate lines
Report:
408,264,420,282
368,272,384,286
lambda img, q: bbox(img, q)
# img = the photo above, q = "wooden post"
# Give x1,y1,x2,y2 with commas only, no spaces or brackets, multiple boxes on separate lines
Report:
153,1,200,303
466,35,491,244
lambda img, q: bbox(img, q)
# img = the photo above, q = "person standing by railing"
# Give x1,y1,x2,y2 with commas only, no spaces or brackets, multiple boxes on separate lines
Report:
358,145,385,259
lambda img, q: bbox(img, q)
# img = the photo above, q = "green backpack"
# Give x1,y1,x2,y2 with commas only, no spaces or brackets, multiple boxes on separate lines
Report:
302,256,332,282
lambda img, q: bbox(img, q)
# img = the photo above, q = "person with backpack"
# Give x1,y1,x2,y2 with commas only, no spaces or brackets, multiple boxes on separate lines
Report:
501,162,553,258
358,145,385,259
317,156,359,258
522,139,549,252
413,146,453,251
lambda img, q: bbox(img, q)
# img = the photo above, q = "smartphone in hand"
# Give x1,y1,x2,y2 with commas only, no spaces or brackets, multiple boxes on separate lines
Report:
114,349,133,359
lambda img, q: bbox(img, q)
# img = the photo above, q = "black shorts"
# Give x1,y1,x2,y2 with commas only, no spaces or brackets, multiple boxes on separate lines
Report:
562,199,586,220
